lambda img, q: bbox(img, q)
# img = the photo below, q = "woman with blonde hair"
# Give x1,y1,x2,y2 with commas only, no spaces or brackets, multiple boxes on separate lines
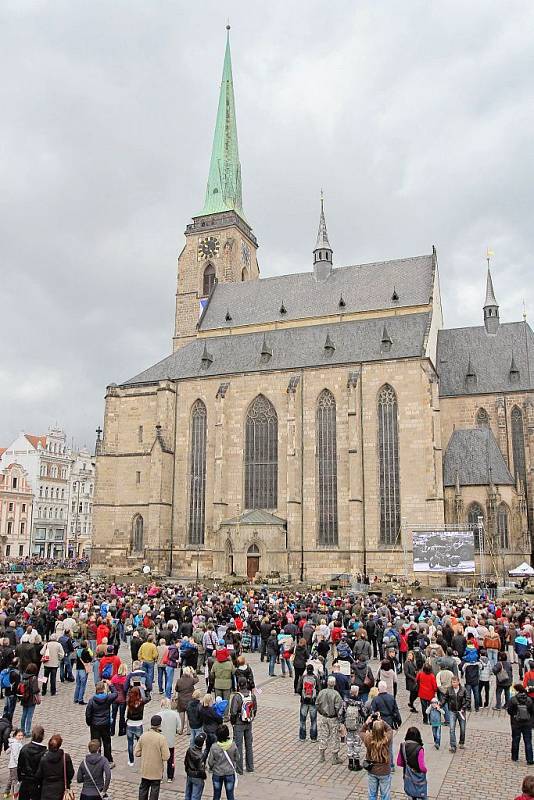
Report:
360,714,394,800
110,662,128,736
174,665,199,735
199,693,224,754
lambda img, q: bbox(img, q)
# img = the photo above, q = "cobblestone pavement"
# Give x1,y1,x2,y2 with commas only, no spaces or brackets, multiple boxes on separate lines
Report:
0,647,531,800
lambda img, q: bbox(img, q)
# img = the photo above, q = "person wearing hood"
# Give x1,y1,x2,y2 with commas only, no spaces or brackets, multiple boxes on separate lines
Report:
85,681,117,767
515,774,534,800
76,739,112,800
209,647,235,719
17,724,47,800
206,724,238,800
184,732,207,800
134,714,170,800
35,735,74,800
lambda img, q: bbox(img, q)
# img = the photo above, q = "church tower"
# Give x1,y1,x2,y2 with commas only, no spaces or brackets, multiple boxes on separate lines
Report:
173,27,259,351
483,265,499,335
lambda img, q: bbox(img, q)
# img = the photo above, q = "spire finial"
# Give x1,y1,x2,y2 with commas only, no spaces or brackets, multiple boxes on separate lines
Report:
486,246,494,270
313,191,333,279
523,299,527,322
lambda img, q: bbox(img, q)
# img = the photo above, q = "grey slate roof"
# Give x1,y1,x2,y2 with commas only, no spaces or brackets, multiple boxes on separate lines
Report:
199,254,434,331
437,321,534,397
220,510,286,526
123,312,431,386
443,428,514,487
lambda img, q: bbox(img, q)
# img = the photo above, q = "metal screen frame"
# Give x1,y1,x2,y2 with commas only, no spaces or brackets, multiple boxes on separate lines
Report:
188,399,207,545
244,394,278,510
378,384,401,545
316,389,338,545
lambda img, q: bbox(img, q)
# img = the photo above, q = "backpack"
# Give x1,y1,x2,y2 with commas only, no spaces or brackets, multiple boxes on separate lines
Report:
0,669,11,690
239,694,255,723
515,700,531,724
302,675,317,704
16,678,31,702
101,662,113,680
344,702,361,732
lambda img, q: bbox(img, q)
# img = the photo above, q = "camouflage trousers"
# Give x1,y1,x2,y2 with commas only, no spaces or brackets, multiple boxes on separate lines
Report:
346,730,362,759
318,717,340,754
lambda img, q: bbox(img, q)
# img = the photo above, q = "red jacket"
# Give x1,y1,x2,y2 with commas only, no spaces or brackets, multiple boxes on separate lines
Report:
96,624,110,645
416,670,438,701
99,655,121,678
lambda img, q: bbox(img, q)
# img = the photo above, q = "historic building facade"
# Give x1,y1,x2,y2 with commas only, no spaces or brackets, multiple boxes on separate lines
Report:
91,32,532,582
0,461,33,558
67,448,95,558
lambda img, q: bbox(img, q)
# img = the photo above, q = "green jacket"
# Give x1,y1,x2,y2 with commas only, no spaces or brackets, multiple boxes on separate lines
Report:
210,658,235,690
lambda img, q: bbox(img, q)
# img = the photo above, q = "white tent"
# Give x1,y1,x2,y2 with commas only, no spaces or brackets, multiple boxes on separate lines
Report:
508,561,534,577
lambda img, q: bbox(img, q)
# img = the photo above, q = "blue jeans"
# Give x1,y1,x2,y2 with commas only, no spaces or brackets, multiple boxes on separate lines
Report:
3,694,16,722
281,657,293,677
74,669,88,702
250,635,260,652
432,725,441,747
92,659,100,684
185,776,205,800
143,662,154,692
165,667,175,699
21,704,36,737
299,703,317,740
487,649,498,668
212,774,235,800
127,724,143,763
495,685,511,709
190,727,203,748
157,665,166,692
60,655,73,682
268,655,276,676
449,711,466,750
367,772,391,800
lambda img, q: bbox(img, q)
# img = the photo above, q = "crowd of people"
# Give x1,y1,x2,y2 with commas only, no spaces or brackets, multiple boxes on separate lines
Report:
0,575,531,800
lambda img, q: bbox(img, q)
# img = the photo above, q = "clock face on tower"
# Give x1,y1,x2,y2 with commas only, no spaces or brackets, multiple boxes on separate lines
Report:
197,235,220,260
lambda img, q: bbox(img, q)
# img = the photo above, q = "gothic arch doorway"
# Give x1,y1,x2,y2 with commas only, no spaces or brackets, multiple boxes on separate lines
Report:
247,543,260,581
225,541,234,576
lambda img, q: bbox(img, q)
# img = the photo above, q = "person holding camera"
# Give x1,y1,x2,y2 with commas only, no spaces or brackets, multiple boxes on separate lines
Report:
360,712,394,800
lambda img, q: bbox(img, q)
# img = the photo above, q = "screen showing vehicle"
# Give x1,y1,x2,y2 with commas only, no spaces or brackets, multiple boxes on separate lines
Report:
412,530,475,573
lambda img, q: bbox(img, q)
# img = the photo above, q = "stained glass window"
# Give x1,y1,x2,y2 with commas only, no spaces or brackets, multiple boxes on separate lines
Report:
316,389,338,545
512,406,527,490
244,395,278,510
188,400,207,545
468,503,484,551
498,503,509,550
132,515,144,553
378,384,400,545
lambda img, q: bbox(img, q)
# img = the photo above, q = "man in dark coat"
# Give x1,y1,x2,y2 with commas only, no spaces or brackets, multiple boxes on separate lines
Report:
17,724,47,800
85,681,117,766
507,683,534,765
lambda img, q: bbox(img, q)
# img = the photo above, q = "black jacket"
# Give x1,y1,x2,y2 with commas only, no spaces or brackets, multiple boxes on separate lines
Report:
85,688,117,728
35,749,74,800
370,693,401,728
186,698,203,729
507,692,534,729
445,686,467,712
18,740,47,782
184,744,207,779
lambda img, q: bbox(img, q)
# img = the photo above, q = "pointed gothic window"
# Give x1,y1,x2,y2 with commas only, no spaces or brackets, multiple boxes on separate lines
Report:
511,406,527,490
316,389,338,545
476,408,489,427
378,384,401,545
131,515,144,553
498,503,510,550
468,503,484,551
244,395,278,510
203,264,216,296
188,400,207,545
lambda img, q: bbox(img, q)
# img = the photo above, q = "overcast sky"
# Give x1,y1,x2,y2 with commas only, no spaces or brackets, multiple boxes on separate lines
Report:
1,1,533,449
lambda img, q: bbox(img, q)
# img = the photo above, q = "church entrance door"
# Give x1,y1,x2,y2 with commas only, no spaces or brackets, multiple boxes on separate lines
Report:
247,556,260,580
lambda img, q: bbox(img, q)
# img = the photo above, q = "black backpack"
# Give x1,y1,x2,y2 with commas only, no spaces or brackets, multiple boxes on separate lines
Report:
515,698,531,724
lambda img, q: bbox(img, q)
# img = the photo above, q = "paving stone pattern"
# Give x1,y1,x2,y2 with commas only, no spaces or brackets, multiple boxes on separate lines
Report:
0,647,531,800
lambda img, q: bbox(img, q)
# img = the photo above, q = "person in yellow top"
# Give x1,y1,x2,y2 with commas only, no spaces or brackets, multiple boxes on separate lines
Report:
138,636,159,693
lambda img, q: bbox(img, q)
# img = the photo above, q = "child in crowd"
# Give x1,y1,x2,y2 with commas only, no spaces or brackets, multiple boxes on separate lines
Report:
5,728,24,799
426,697,445,749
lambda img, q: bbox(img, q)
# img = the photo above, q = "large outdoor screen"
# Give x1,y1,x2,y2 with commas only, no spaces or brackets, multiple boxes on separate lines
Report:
412,530,475,573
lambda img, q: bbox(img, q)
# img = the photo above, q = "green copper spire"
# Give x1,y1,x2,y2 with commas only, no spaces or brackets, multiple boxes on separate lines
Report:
200,27,244,218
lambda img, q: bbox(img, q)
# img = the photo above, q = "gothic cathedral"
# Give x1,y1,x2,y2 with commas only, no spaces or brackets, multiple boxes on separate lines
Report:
92,31,533,583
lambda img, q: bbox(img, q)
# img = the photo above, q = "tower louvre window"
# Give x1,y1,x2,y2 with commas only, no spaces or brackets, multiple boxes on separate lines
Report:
244,395,278,510
188,400,207,546
203,264,216,296
316,390,338,546
378,384,401,545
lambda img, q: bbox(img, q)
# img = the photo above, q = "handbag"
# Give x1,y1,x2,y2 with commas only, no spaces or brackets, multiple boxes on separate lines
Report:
42,646,50,663
361,758,374,772
401,743,427,799
83,757,111,800
63,753,75,800
222,748,239,788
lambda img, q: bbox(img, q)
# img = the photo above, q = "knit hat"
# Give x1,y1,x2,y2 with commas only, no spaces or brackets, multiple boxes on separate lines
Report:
431,697,439,705
151,715,162,728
